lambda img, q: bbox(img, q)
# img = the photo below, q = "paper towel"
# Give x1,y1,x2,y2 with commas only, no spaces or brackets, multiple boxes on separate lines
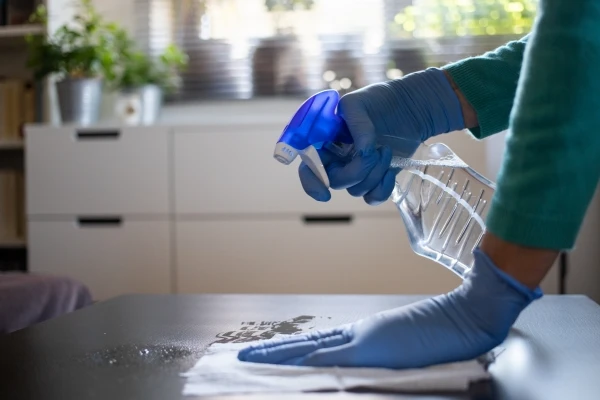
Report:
181,342,491,396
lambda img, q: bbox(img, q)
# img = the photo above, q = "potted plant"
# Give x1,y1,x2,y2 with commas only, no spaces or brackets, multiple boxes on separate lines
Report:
106,28,188,125
26,0,118,125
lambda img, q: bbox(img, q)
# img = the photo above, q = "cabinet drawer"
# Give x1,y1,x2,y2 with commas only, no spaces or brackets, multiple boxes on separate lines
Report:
173,127,397,215
26,126,169,215
28,219,171,300
176,216,461,294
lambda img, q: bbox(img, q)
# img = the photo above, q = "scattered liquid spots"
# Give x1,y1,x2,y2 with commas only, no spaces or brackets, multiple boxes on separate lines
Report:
271,315,315,335
212,315,317,344
80,344,201,368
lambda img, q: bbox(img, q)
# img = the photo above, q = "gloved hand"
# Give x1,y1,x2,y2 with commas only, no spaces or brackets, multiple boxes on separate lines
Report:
299,68,465,205
238,249,542,369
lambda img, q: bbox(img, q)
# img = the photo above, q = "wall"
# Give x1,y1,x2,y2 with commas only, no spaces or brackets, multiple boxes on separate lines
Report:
46,0,135,35
91,0,136,34
568,186,600,303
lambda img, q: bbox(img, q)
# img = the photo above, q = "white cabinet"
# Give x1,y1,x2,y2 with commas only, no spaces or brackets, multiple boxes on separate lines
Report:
174,126,397,215
176,217,461,295
28,219,171,300
26,126,170,216
172,126,461,295
26,125,172,301
25,119,485,300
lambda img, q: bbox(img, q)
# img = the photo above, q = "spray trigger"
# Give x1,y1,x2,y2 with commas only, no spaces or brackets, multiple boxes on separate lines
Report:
273,89,354,187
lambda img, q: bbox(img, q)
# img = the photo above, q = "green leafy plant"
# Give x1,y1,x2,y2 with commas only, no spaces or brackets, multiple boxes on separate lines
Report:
105,27,188,93
264,0,315,12
391,0,537,39
264,0,315,35
25,0,120,81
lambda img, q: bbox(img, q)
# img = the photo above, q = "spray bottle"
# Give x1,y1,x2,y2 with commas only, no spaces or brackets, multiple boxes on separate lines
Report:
273,89,497,278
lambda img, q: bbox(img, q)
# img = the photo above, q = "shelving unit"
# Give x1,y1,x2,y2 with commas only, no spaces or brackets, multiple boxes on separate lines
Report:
0,24,44,38
0,237,27,249
0,139,25,150
0,3,46,272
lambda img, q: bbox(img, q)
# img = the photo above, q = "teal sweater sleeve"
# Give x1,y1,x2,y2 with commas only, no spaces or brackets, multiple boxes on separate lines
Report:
442,35,529,138
452,0,600,249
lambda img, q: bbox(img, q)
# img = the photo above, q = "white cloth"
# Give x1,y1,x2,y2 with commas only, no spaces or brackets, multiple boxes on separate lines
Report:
181,342,491,396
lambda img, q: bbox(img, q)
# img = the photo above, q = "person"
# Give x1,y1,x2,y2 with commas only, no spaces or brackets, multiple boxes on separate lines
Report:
237,0,600,369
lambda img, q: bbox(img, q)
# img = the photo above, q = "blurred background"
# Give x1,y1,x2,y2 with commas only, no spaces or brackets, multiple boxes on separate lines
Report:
1,0,599,308
132,0,534,102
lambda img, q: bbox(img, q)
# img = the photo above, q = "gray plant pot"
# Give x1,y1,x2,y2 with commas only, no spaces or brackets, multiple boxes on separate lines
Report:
119,84,164,125
56,77,102,125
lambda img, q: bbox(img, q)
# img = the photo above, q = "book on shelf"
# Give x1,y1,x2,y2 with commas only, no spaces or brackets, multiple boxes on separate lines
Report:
0,169,25,243
0,78,36,142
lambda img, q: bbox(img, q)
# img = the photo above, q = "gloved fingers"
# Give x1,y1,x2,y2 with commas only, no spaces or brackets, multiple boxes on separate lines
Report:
327,150,379,190
254,328,345,354
239,329,350,364
300,148,381,200
274,333,350,365
238,331,317,361
238,328,346,361
298,148,348,202
346,146,393,197
295,342,356,367
337,94,377,155
299,162,331,202
349,129,376,156
239,340,315,364
363,168,398,205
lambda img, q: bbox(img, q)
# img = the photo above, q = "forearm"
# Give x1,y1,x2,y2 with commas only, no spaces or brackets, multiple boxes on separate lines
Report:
481,233,558,290
442,35,529,138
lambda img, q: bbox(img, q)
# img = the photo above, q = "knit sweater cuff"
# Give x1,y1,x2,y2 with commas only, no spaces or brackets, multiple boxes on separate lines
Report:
486,200,580,250
442,62,510,139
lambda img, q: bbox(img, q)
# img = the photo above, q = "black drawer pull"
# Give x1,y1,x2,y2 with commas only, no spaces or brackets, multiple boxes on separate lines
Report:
76,130,120,140
303,215,353,224
77,217,123,227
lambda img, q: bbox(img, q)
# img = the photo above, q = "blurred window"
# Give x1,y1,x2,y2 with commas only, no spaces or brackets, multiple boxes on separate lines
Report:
134,0,536,102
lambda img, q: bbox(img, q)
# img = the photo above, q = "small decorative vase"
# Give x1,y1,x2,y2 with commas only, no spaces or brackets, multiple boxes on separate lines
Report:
115,84,163,125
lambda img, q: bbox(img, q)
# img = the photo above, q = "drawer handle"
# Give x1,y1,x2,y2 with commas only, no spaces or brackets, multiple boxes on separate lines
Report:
76,130,120,140
302,215,353,225
77,217,123,227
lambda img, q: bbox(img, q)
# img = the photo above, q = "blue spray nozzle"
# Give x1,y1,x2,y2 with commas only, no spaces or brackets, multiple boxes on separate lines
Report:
273,90,354,187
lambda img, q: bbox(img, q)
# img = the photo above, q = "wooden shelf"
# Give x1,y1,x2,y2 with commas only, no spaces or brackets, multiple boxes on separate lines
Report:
0,238,27,249
0,139,24,150
0,24,44,47
0,24,44,38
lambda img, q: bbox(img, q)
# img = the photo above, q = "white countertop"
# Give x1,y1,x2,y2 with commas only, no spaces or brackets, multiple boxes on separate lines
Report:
36,98,305,130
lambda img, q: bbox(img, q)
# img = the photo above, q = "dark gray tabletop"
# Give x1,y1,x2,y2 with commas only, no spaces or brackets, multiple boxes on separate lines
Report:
0,294,599,400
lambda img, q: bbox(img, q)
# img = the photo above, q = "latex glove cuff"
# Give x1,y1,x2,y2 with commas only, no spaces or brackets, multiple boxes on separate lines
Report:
471,248,544,303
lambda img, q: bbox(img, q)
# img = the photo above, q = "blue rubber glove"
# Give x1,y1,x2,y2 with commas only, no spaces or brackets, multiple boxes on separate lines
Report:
238,249,542,369
299,68,465,205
